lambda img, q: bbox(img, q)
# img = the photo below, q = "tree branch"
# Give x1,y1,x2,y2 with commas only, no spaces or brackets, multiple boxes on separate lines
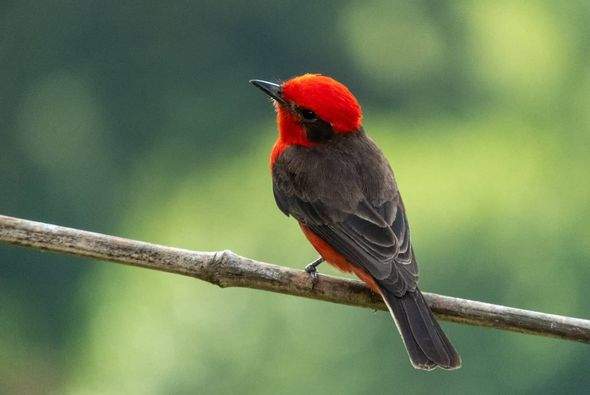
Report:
1,214,589,344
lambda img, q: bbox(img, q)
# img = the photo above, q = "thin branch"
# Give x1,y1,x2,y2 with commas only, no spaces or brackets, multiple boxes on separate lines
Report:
1,214,589,344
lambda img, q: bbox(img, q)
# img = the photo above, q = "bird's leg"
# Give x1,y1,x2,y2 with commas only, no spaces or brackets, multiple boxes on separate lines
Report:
304,257,324,288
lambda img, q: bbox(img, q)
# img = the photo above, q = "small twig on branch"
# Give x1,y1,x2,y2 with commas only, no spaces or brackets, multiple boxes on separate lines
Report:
0,214,589,344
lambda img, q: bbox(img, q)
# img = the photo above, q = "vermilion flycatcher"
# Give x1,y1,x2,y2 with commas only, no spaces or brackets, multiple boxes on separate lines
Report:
250,74,461,370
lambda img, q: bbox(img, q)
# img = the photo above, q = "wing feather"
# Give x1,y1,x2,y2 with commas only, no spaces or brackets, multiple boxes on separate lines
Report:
273,178,418,295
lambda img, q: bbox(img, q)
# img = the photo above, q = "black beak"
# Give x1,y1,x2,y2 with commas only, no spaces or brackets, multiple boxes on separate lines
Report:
249,79,288,105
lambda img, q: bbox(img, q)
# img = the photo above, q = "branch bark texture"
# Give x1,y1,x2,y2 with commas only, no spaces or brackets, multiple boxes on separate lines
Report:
1,214,589,344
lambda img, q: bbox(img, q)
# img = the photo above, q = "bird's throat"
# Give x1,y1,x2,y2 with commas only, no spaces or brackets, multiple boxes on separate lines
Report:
270,108,315,168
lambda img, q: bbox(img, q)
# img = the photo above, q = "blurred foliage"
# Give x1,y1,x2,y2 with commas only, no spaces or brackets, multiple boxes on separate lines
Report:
1,1,590,394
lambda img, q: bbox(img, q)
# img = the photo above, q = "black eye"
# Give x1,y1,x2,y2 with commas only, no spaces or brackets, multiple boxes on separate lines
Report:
300,109,318,121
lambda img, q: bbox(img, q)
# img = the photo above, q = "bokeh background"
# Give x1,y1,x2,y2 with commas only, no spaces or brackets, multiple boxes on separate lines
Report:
2,1,590,394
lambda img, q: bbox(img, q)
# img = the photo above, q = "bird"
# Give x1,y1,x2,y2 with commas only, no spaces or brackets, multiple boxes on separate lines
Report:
250,73,461,370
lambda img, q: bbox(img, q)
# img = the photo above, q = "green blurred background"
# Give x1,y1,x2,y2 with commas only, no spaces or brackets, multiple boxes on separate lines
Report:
2,1,589,394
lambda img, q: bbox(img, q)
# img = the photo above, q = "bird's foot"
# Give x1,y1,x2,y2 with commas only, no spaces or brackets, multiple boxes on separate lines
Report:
304,257,324,289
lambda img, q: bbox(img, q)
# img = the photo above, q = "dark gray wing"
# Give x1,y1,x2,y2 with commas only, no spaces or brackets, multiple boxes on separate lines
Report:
273,177,418,296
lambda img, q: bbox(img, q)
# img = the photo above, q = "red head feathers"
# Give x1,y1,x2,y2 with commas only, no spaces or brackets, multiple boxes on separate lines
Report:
250,74,363,166
281,74,363,133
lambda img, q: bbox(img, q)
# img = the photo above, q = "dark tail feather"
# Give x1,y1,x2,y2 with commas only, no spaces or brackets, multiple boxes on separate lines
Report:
380,286,461,370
